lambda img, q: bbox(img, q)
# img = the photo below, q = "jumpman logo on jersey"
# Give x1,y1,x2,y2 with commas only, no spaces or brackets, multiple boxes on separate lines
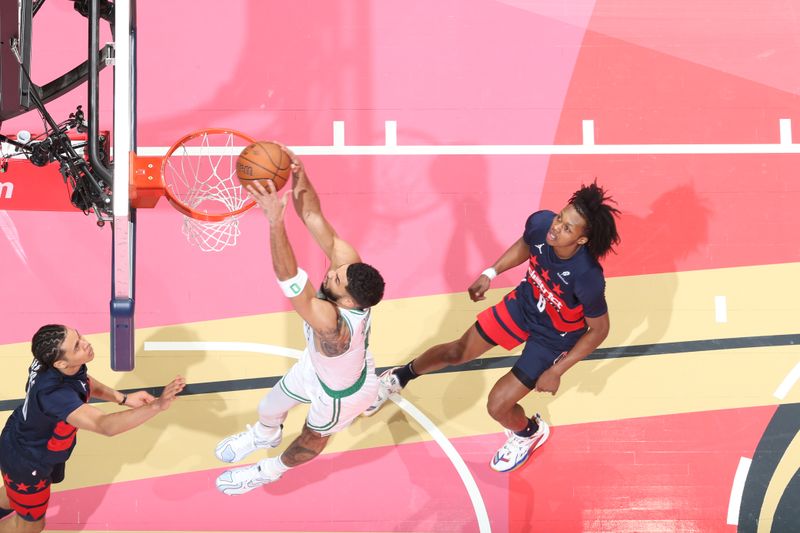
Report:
534,243,544,254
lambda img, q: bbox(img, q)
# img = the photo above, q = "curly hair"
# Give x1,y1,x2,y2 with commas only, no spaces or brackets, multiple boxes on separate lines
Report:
569,180,621,260
31,324,68,371
346,263,385,309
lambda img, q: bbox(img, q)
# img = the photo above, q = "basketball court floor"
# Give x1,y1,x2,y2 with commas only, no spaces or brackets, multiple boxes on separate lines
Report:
1,1,798,532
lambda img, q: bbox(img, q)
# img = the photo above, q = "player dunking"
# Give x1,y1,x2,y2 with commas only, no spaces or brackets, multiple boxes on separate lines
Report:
0,325,185,532
215,148,385,494
365,182,620,472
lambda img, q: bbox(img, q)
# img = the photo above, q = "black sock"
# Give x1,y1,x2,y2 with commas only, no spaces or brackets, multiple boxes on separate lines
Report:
393,361,419,388
514,417,539,438
0,506,12,519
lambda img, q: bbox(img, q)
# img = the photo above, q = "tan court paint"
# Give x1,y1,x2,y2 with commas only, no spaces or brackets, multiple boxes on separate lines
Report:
0,263,796,497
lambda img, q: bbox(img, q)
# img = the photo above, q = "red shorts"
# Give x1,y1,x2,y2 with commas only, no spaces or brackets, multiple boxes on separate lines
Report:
476,296,530,350
0,459,60,522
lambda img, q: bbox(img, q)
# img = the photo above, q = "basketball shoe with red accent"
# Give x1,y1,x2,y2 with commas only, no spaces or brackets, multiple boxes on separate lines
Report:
490,414,550,472
362,367,403,417
216,458,283,495
215,423,282,463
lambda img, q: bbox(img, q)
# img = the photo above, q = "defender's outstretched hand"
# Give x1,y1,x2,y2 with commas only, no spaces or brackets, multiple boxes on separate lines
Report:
247,180,292,225
122,390,155,407
152,376,186,411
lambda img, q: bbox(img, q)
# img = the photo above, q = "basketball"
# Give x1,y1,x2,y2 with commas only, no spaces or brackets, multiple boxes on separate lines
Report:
236,141,292,191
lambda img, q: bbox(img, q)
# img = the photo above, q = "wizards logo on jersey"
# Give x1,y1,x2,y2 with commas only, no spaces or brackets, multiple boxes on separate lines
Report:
525,255,587,333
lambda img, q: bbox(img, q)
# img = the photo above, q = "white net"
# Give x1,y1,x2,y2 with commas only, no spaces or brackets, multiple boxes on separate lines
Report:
181,215,242,252
162,130,255,252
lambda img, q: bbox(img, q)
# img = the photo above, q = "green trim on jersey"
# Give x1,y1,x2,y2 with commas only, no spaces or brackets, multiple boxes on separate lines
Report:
317,363,367,399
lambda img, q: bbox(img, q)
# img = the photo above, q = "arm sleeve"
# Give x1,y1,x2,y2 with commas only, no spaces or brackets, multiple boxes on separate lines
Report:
575,268,608,318
39,387,86,421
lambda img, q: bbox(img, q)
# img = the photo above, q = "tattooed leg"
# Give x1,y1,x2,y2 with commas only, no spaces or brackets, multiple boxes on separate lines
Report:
280,424,330,467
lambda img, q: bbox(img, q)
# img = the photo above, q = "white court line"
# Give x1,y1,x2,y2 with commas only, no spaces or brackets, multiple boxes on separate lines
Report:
332,121,345,147
135,118,800,157
385,120,397,146
144,341,303,359
144,341,490,531
391,395,491,533
773,361,800,400
582,120,595,145
727,456,752,525
715,295,728,323
780,118,792,144
137,141,800,157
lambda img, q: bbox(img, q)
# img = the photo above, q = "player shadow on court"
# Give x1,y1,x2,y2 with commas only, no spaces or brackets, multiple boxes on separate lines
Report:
548,184,711,413
139,2,376,147
371,153,509,438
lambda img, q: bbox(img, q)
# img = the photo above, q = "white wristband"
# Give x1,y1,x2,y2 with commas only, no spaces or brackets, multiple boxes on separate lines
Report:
277,268,308,298
481,267,497,280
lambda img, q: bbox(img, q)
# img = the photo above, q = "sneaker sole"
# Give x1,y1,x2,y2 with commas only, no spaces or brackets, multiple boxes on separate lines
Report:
361,400,387,417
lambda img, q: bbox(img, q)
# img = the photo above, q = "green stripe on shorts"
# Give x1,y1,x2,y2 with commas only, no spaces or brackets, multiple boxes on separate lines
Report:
307,397,341,432
279,378,311,403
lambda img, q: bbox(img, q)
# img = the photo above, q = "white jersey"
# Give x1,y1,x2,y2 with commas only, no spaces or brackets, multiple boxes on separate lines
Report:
303,306,373,394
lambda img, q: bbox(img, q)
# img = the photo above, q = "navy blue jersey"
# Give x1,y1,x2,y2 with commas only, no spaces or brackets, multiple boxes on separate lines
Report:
1,360,90,466
513,210,607,347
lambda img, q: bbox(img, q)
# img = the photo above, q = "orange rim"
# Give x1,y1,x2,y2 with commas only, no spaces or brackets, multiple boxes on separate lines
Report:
161,128,257,222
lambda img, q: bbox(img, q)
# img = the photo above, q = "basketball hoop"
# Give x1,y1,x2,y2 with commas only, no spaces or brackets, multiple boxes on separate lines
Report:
130,128,257,252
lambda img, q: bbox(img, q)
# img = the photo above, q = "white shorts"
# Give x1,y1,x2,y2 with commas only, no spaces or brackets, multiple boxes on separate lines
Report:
276,354,378,437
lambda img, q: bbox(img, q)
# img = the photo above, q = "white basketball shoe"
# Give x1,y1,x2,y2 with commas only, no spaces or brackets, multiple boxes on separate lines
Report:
216,458,284,495
215,423,282,463
362,368,404,417
490,414,550,472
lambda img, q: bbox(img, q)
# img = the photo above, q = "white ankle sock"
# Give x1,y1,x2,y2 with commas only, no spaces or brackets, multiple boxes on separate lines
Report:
258,456,290,478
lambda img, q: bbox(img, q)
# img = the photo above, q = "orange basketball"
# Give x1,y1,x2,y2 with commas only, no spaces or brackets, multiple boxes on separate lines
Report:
236,141,292,191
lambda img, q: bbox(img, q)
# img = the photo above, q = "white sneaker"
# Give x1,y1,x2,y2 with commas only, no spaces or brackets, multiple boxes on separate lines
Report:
362,368,404,417
215,459,283,495
215,424,282,463
490,414,550,472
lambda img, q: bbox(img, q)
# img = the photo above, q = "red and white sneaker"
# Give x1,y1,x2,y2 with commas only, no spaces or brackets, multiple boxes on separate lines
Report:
362,367,403,417
490,414,550,472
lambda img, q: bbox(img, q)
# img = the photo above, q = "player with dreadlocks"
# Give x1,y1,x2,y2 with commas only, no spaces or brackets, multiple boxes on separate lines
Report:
0,325,184,531
364,181,621,472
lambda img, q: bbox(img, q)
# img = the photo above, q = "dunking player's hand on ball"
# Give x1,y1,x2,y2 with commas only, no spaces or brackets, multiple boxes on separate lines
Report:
246,179,291,227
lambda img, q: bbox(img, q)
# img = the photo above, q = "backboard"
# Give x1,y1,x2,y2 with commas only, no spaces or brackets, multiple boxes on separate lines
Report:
0,0,137,371
0,0,34,121
111,0,136,370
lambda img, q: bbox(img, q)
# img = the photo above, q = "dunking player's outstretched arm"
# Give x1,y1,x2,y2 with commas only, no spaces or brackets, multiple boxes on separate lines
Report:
468,237,530,302
247,180,340,336
278,145,360,269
